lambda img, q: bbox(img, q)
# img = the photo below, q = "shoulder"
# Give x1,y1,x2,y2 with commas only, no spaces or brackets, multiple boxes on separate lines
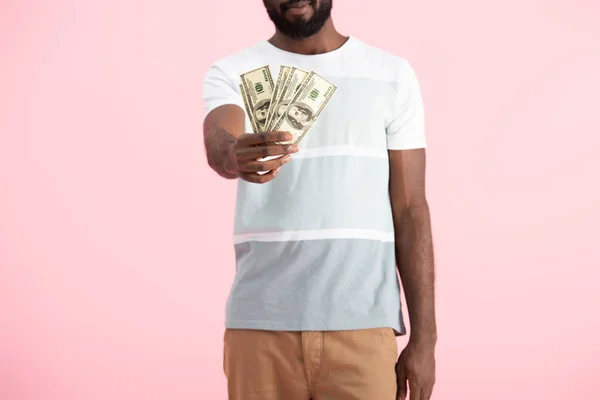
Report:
208,42,267,77
346,37,416,82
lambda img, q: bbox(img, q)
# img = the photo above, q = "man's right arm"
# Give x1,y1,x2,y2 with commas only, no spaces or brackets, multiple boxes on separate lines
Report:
202,62,297,183
203,105,246,179
203,104,297,184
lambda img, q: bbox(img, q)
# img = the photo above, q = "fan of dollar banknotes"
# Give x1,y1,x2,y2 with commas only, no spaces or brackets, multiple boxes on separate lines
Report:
239,65,337,145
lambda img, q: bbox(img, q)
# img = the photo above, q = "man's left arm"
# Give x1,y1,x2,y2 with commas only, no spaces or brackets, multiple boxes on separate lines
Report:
390,147,437,400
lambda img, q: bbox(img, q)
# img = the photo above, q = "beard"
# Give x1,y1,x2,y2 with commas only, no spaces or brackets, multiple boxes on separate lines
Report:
263,0,333,39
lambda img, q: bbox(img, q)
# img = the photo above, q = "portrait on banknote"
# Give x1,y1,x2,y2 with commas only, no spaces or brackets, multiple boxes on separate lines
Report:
285,102,314,129
273,100,290,122
254,99,271,127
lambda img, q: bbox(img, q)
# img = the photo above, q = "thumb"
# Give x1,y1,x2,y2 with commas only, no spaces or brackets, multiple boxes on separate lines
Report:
396,362,407,400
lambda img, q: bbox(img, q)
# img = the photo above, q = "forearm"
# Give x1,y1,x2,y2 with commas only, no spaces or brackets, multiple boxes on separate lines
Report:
203,104,246,179
204,124,238,179
396,202,437,345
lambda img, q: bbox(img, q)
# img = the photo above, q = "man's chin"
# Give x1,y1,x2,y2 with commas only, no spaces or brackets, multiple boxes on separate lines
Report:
284,13,314,23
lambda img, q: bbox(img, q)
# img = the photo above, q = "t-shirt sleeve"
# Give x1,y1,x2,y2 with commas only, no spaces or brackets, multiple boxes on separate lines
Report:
386,61,427,150
202,63,245,117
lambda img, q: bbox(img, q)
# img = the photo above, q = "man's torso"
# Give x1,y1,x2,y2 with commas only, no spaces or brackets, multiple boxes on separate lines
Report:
204,37,425,334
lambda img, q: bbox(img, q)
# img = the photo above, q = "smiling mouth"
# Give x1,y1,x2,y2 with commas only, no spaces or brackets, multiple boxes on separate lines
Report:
284,0,312,10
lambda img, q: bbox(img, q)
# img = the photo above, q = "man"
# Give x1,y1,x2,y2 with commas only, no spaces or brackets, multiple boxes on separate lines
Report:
202,0,437,399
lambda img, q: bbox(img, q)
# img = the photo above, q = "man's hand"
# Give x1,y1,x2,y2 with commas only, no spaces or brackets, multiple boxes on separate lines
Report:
396,341,436,400
225,131,298,184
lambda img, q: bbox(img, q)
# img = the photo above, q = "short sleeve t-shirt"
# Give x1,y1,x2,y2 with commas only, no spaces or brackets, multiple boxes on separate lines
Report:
202,37,426,334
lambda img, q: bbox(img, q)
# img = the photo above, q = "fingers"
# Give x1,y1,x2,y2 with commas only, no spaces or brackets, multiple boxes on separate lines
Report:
237,143,298,160
396,363,407,400
238,131,293,146
421,385,434,400
409,379,421,400
240,155,292,173
234,131,296,184
239,168,279,184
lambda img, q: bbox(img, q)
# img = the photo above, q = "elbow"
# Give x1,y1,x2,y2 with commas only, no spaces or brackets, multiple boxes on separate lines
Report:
392,199,431,232
207,158,237,180
394,196,430,214
407,199,430,213
403,201,431,222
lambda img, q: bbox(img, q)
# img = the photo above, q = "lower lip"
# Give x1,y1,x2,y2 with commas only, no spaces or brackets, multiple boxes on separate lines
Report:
286,3,311,16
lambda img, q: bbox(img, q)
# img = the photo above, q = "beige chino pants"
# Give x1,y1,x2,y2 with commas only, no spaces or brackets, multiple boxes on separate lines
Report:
223,328,398,399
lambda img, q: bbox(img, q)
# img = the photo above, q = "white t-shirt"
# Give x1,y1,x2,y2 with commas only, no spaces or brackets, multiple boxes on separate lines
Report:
203,37,426,334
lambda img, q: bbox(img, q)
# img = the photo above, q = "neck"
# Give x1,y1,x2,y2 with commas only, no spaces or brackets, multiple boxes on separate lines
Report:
268,19,348,55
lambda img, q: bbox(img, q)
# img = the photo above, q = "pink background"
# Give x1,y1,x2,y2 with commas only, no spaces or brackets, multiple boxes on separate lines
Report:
1,0,599,399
